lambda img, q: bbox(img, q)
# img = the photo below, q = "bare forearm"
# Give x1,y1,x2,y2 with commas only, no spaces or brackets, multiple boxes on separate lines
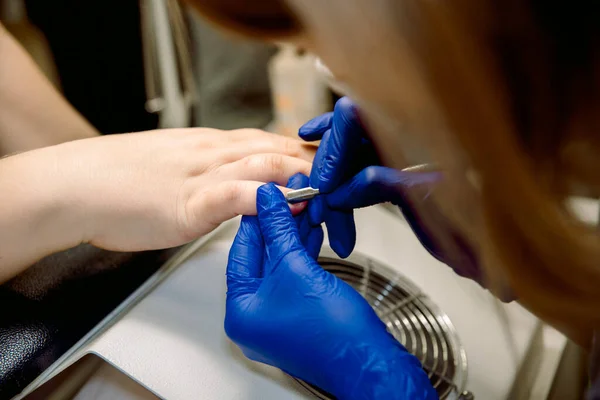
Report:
0,23,98,156
0,147,83,282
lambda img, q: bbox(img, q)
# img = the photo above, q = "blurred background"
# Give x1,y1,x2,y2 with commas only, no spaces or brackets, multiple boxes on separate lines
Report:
0,0,339,137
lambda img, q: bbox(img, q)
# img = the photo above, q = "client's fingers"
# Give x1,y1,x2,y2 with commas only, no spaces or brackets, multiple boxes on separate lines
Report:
185,181,305,239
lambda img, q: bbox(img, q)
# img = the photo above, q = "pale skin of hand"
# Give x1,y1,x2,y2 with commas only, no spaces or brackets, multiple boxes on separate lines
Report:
0,22,315,284
0,128,314,283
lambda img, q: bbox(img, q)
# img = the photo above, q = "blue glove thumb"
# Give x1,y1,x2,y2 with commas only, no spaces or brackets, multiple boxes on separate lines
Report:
287,173,324,260
226,184,438,400
256,184,325,277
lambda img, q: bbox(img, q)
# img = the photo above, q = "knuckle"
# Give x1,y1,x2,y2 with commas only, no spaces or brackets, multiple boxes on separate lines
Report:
244,154,286,176
204,160,223,174
220,181,244,204
363,166,380,183
240,155,258,171
280,138,300,158
266,154,286,176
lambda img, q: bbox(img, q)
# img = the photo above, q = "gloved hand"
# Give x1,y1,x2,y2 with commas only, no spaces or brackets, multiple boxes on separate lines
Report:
225,183,437,400
299,97,483,286
287,172,325,259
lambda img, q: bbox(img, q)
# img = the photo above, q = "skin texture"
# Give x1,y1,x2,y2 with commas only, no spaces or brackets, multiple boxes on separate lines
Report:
0,21,316,283
0,128,313,283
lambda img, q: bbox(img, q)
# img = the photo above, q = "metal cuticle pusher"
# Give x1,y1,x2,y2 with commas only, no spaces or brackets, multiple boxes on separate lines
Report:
285,187,321,204
285,163,435,204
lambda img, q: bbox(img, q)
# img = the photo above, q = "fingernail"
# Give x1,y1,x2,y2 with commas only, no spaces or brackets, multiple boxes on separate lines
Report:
289,202,307,216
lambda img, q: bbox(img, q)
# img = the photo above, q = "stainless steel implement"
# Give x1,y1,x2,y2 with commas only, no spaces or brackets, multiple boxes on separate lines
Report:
285,163,436,204
285,187,320,204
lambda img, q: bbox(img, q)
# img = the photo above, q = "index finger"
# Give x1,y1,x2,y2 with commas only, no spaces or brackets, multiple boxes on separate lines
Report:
309,97,366,193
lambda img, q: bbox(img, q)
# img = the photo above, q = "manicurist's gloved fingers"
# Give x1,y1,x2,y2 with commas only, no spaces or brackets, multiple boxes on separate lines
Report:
227,215,264,279
309,97,365,193
287,173,324,260
308,191,326,226
305,224,325,260
298,112,333,141
257,183,309,275
286,173,310,191
325,167,483,284
327,167,443,210
322,166,441,259
296,171,354,258
323,209,355,258
306,197,355,261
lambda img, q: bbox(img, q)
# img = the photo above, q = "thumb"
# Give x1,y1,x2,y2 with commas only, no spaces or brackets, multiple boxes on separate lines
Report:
226,216,264,300
257,183,311,273
227,215,264,279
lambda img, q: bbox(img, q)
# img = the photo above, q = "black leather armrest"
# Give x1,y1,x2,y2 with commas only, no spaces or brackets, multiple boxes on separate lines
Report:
0,245,179,399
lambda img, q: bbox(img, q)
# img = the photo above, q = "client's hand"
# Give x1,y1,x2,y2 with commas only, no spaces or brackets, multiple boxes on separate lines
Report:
0,127,314,280
60,128,315,250
225,183,436,400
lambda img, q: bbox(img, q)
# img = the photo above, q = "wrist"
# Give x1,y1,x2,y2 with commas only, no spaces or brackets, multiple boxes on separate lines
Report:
0,146,85,280
328,342,436,400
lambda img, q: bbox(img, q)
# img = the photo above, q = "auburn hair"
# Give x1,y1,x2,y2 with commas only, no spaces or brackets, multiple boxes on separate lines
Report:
185,0,600,346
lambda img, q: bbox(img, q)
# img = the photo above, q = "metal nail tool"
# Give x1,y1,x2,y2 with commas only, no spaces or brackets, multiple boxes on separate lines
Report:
285,163,436,204
285,187,321,204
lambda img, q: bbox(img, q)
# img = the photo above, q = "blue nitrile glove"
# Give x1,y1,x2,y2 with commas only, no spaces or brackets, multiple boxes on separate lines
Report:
288,138,357,259
287,172,324,259
225,184,437,400
299,97,485,288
